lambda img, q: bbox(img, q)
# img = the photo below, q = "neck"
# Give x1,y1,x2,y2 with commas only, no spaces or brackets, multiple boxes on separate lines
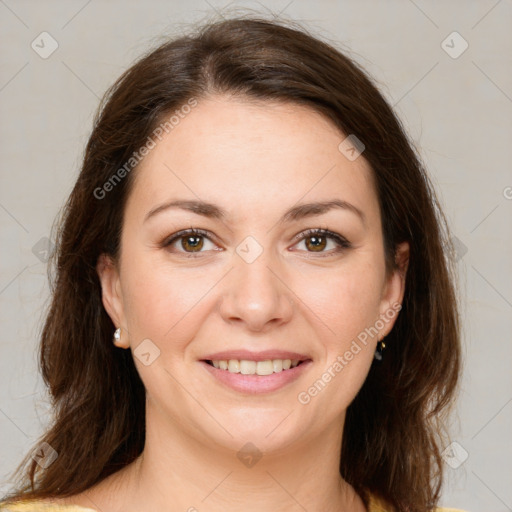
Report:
89,401,365,512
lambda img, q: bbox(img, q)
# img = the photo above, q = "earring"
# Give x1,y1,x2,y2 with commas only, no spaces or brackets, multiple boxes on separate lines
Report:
113,327,121,345
374,338,386,361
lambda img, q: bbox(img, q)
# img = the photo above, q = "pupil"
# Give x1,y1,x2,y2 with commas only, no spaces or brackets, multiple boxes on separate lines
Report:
183,235,203,251
307,235,326,251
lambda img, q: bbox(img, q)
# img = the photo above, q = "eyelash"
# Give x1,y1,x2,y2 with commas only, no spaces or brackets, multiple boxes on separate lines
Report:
162,227,351,258
295,228,352,254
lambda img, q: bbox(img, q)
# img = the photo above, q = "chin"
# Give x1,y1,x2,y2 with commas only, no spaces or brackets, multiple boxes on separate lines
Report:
202,404,310,454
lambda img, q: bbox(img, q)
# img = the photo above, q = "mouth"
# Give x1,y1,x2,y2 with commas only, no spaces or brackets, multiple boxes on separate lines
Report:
199,351,312,394
202,358,308,375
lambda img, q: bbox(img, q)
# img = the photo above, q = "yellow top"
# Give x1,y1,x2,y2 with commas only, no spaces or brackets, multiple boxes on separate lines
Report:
367,494,468,512
0,504,95,512
0,495,468,511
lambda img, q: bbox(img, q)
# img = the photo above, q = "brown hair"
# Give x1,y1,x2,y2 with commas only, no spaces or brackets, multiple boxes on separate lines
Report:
1,14,461,512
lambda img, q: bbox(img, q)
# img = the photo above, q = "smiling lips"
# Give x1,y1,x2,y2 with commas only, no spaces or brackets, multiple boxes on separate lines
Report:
200,350,311,392
199,356,313,395
207,358,302,375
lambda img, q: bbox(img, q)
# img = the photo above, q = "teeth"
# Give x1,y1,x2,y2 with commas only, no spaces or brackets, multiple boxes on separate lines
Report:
228,360,240,373
255,360,273,376
210,358,302,375
272,359,283,373
240,360,256,375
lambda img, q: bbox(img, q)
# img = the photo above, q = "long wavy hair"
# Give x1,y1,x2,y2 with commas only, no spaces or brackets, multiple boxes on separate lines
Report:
1,14,461,512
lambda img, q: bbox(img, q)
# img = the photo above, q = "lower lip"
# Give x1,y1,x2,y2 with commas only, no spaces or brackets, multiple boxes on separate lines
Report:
199,360,312,394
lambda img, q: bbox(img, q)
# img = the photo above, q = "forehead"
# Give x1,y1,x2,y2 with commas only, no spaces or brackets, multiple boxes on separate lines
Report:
126,96,379,224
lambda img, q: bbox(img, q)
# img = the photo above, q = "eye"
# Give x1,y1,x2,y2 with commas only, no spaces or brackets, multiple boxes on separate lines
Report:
161,227,351,257
292,228,351,256
162,228,220,255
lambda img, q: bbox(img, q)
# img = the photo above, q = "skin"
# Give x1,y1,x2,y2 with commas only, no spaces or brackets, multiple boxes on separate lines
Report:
55,95,409,512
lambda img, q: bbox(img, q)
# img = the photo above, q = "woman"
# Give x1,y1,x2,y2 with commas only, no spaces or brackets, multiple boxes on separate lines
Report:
0,15,466,512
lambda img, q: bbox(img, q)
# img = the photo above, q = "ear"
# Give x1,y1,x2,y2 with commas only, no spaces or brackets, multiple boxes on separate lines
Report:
96,253,130,349
378,241,409,338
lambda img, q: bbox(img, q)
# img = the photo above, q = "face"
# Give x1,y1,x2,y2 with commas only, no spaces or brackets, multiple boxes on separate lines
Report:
97,95,408,454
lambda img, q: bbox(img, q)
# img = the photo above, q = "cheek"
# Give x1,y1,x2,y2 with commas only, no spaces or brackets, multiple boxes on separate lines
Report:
120,252,221,346
295,264,383,414
300,258,385,345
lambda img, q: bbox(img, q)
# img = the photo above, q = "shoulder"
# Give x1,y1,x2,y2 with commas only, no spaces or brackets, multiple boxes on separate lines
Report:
0,501,97,512
367,493,469,512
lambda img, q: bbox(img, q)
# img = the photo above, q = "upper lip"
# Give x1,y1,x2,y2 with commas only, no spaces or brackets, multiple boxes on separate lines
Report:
201,350,311,362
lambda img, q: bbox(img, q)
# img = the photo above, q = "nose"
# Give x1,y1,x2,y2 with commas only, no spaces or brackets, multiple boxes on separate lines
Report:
218,248,294,332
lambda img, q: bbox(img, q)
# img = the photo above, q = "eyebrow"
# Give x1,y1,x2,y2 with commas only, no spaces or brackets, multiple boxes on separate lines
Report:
144,199,366,226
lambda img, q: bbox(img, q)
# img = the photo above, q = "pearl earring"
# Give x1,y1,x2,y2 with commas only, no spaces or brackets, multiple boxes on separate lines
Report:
113,327,121,344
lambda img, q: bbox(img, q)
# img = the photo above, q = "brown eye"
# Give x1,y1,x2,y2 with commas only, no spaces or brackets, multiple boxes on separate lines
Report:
305,234,327,252
181,234,204,252
163,228,218,255
293,228,351,255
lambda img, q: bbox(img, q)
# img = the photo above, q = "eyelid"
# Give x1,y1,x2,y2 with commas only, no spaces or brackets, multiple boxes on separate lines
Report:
293,227,350,244
162,228,220,251
291,228,352,254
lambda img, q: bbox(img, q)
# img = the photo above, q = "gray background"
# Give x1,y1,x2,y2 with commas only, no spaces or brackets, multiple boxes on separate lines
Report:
1,1,511,510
